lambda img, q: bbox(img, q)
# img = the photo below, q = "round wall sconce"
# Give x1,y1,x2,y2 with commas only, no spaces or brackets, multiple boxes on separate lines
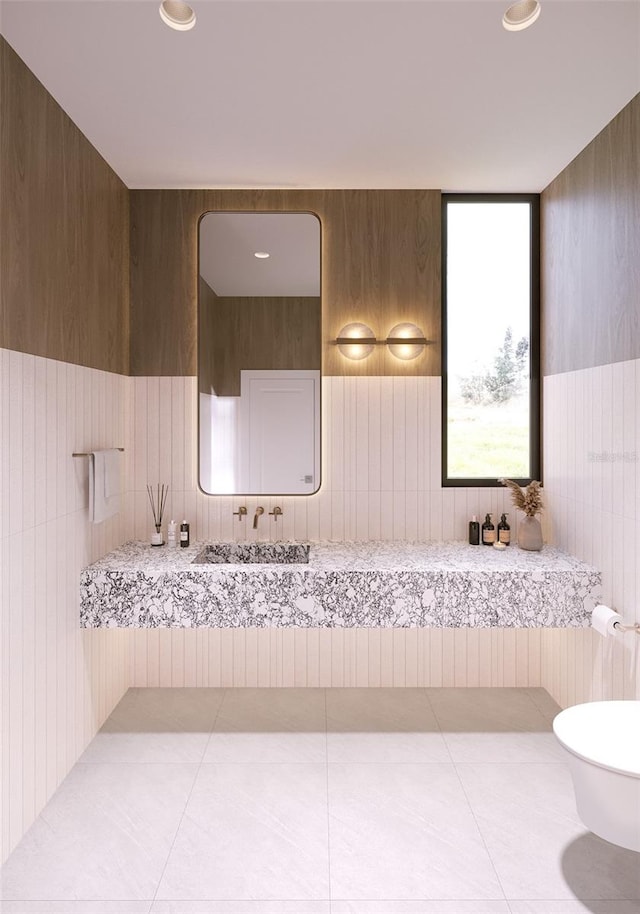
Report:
502,0,541,31
336,323,376,361
386,323,427,360
159,1,196,31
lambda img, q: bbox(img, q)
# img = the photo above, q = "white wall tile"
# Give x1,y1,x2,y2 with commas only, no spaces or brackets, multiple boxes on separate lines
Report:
542,359,640,708
10,354,636,866
1,349,131,864
392,377,406,491
9,351,24,534
355,379,369,492
367,376,382,492
131,373,515,548
379,378,394,492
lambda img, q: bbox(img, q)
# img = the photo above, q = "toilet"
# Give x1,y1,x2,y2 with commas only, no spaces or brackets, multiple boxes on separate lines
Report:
553,701,640,852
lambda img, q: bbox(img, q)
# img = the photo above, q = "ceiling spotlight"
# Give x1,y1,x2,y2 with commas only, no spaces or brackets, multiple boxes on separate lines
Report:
159,1,196,31
254,252,270,259
502,0,541,31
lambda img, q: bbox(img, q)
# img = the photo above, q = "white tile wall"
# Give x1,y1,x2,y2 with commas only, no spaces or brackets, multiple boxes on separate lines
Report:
6,357,634,864
541,360,640,707
125,375,543,695
0,349,133,863
130,375,519,545
128,628,543,690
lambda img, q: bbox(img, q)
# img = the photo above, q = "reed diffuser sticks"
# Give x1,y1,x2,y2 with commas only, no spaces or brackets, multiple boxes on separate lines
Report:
147,483,169,534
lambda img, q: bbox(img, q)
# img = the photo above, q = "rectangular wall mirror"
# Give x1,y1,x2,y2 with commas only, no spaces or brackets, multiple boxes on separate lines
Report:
198,212,321,496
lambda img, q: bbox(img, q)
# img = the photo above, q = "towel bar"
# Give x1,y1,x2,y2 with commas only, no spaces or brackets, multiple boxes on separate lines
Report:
72,448,125,457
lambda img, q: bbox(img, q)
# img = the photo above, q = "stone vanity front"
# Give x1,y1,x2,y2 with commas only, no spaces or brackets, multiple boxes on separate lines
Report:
80,541,601,629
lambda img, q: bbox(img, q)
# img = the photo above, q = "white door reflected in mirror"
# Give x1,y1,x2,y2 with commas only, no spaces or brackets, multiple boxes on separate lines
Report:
198,212,321,496
241,370,319,494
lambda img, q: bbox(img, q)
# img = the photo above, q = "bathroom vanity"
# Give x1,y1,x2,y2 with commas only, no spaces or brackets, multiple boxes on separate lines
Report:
80,541,601,629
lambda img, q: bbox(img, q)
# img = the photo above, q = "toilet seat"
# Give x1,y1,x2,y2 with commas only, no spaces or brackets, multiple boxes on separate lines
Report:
553,701,640,778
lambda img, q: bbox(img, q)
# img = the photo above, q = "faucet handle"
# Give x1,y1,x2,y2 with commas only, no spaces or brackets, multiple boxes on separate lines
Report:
269,506,283,521
233,506,247,521
252,506,264,529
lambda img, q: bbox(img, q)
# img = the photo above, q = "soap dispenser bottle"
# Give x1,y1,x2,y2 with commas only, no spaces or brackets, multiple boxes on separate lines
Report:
498,512,511,545
468,515,480,545
481,513,495,546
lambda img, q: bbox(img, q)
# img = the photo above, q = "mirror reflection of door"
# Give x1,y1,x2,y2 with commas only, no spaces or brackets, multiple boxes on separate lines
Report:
198,213,321,496
240,370,319,494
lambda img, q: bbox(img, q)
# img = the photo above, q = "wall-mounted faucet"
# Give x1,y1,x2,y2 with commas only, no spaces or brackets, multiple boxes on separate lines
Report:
269,506,283,522
233,506,247,522
253,506,264,529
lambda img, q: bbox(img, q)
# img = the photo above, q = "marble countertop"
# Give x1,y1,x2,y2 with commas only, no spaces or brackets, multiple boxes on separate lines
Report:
81,540,602,629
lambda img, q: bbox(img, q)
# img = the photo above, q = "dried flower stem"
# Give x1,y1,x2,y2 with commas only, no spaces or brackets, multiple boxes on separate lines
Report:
498,478,543,517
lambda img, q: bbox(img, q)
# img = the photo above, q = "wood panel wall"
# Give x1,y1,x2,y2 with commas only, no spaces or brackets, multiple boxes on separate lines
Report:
130,190,441,378
541,92,640,377
198,277,218,395
0,37,130,375
207,296,320,397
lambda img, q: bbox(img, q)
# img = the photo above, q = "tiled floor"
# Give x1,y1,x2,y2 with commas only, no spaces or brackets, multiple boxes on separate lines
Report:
2,687,639,914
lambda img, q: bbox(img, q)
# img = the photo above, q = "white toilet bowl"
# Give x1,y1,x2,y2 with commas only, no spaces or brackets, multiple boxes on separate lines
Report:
553,700,640,852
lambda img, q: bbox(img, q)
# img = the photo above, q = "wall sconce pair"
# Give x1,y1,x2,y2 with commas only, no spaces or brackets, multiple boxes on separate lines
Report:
335,322,428,361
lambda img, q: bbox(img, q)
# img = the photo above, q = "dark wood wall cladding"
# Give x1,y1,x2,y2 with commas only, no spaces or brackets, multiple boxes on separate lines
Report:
206,297,321,397
130,190,440,377
198,277,218,395
0,38,130,374
541,93,640,376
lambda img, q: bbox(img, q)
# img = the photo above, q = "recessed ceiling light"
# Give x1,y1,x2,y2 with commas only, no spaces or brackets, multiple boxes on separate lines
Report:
159,1,196,31
254,252,270,259
502,0,541,31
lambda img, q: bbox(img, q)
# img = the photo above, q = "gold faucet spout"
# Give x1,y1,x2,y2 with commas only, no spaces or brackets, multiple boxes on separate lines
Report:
253,506,264,529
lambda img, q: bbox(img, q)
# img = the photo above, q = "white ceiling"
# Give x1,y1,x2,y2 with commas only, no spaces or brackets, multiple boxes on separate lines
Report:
1,0,639,192
199,212,320,295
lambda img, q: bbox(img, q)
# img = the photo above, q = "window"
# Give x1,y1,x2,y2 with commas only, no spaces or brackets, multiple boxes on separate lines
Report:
442,194,540,486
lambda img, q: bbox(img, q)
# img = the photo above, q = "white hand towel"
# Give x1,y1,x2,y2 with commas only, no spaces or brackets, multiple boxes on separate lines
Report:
90,449,121,524
103,448,121,499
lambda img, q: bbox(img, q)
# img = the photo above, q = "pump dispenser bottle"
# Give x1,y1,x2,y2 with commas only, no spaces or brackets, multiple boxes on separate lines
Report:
468,515,480,545
498,512,511,545
482,513,496,545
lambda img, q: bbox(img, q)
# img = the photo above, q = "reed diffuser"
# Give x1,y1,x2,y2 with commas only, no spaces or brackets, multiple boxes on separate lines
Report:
147,483,169,546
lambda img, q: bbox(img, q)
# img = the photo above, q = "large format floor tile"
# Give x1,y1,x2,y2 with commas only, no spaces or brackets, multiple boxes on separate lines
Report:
326,688,449,763
150,903,330,913
426,687,553,732
508,902,640,913
457,763,640,902
427,687,565,763
525,687,563,723
156,763,330,901
80,688,225,763
5,687,634,913
0,763,198,901
331,902,511,913
0,903,152,913
327,762,504,901
203,688,327,763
